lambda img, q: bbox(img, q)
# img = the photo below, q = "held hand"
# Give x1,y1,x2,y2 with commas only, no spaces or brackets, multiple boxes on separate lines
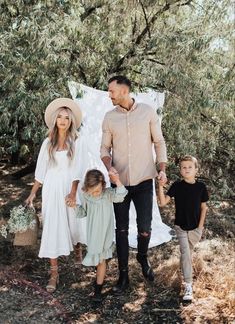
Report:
108,167,119,183
157,171,167,185
108,167,118,176
109,170,120,183
25,193,35,207
65,193,76,208
158,178,166,187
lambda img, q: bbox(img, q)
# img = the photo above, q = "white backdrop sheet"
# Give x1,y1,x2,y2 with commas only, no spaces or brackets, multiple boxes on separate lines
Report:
68,81,172,248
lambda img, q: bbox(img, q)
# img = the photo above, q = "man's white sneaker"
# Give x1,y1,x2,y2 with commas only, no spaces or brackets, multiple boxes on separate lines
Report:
183,283,193,301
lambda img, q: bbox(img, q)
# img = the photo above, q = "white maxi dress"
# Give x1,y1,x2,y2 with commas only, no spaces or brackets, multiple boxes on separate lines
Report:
35,137,86,258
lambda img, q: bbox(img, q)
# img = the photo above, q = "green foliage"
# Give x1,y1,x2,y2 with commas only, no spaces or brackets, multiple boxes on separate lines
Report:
0,0,234,197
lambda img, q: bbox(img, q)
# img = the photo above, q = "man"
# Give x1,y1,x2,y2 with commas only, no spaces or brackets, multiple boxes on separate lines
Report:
100,75,167,294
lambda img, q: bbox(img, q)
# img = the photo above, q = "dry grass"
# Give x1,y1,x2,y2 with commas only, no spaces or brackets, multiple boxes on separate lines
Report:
0,164,235,323
156,239,235,323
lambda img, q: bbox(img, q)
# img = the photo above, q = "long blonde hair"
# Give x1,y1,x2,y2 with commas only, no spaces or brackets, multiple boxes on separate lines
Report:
47,107,78,164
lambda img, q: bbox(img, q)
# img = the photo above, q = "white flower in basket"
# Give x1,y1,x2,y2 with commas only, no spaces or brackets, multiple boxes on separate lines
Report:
0,205,38,246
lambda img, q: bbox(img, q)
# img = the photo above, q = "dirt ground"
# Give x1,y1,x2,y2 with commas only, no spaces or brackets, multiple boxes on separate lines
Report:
0,162,234,324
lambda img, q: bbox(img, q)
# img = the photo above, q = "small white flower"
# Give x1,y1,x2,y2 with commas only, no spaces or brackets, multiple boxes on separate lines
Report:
0,225,8,238
0,205,36,237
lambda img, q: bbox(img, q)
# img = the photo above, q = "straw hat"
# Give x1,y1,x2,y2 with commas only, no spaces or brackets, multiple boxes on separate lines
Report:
44,98,82,129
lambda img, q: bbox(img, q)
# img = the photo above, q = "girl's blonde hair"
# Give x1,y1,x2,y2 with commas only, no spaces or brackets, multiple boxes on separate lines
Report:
179,155,199,169
82,169,106,192
47,107,78,164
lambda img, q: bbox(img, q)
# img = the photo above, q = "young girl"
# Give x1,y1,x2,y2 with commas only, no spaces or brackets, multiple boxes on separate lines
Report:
158,155,209,301
26,98,84,293
76,169,127,302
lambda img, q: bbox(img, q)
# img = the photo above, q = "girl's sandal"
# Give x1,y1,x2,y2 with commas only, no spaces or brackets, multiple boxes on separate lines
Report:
46,266,59,293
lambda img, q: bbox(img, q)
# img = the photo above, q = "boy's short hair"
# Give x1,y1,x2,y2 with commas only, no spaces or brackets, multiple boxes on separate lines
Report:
179,155,199,169
108,75,131,90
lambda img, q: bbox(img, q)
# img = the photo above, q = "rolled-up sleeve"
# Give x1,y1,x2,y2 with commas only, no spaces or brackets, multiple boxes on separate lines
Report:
150,109,167,163
100,115,112,159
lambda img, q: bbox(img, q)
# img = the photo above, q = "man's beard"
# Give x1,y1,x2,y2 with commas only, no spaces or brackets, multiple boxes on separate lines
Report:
111,99,118,105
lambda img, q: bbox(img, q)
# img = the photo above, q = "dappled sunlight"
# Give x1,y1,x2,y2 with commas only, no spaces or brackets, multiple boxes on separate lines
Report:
181,239,235,323
0,1,234,320
124,284,147,312
74,312,99,323
0,167,234,322
151,238,235,322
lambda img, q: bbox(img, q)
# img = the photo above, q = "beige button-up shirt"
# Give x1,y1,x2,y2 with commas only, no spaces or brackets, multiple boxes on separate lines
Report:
100,101,167,186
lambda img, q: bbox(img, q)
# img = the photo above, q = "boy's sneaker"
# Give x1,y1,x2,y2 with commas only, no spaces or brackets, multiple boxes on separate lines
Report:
183,283,193,301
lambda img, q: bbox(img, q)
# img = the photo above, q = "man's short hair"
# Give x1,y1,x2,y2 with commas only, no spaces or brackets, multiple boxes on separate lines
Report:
179,155,199,169
108,75,131,89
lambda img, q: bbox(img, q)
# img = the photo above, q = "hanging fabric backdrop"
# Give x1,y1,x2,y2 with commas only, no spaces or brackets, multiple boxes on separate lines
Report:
68,81,172,248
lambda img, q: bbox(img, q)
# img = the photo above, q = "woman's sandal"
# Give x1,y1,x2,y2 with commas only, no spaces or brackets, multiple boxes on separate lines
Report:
74,244,83,266
46,266,59,293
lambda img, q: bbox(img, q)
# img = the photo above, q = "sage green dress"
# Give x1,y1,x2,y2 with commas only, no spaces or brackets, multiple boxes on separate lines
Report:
76,186,128,266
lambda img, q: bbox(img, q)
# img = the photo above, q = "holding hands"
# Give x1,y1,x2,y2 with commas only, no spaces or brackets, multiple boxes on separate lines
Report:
157,170,167,186
156,171,170,207
109,168,122,187
65,180,79,208
65,193,76,208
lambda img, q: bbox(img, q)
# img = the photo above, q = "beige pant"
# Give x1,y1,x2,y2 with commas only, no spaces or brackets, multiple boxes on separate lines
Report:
175,225,202,283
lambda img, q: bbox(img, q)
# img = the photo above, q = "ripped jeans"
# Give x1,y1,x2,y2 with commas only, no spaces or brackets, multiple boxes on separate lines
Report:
112,179,153,271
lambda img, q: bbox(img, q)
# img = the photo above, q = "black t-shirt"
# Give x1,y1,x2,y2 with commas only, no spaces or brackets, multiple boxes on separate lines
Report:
167,180,209,231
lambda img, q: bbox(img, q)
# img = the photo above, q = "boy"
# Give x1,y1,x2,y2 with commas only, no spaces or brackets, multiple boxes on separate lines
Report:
158,155,209,301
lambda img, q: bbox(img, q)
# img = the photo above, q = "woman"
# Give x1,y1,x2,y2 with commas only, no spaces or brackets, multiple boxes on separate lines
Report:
26,98,84,292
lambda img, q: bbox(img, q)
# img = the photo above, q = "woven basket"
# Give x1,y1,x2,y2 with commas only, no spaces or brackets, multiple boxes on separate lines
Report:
13,218,38,246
